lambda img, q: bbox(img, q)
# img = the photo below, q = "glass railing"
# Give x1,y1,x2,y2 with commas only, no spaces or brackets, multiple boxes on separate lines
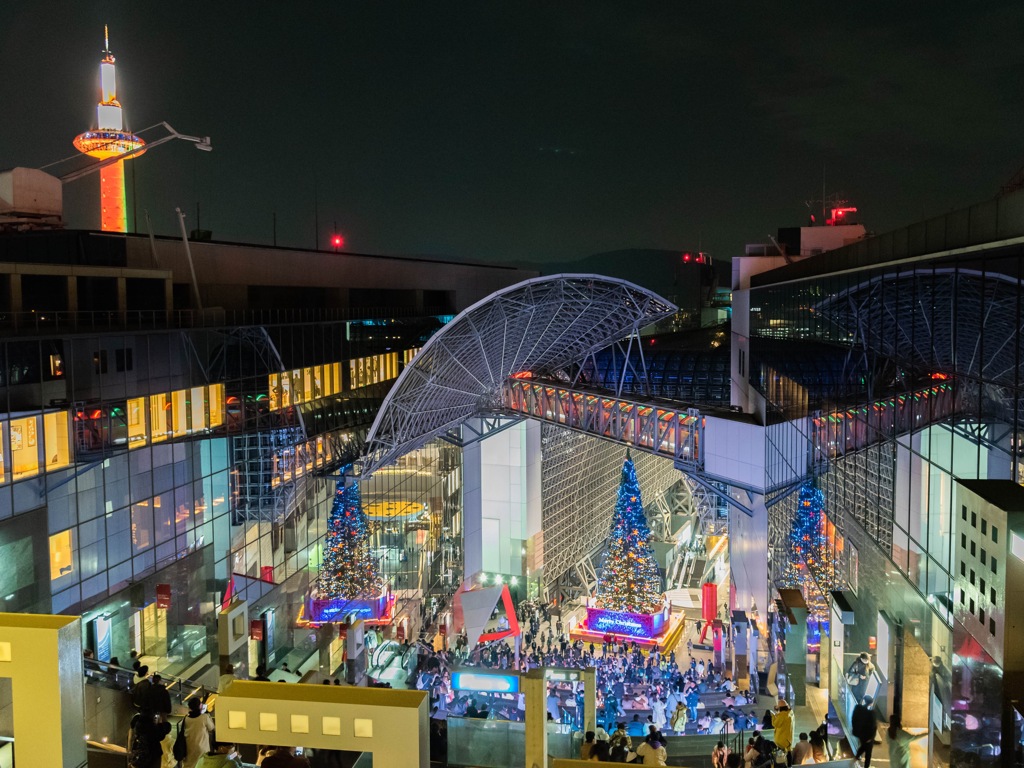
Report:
445,718,582,767
447,718,527,768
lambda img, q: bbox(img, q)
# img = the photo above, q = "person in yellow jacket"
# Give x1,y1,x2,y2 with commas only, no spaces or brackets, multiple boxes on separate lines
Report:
772,699,795,754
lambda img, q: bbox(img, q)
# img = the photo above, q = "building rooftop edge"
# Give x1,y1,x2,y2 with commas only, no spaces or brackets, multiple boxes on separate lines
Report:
0,228,536,274
957,478,1024,514
749,186,1024,289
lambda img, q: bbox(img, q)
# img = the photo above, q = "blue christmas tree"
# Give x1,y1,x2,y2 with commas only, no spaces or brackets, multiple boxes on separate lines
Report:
318,470,383,599
597,454,664,614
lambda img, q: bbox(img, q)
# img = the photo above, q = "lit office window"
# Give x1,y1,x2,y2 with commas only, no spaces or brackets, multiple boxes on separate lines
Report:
208,383,225,428
150,393,171,443
280,371,293,407
350,352,400,390
269,373,282,410
42,411,71,470
49,530,73,580
190,386,208,432
127,397,148,446
9,416,40,480
171,390,189,437
131,501,153,551
322,364,335,397
303,367,314,401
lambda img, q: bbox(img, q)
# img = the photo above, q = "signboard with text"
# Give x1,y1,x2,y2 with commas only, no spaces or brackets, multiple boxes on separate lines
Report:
156,584,171,610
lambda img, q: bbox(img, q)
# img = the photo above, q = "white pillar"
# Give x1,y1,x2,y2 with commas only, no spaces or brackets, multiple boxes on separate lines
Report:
462,420,542,586
728,495,769,622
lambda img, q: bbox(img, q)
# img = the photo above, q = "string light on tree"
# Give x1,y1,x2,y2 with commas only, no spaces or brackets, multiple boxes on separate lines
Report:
785,478,838,589
596,453,664,615
318,468,383,600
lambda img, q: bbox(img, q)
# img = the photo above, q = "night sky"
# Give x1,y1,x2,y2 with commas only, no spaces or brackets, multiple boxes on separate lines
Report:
2,3,1023,266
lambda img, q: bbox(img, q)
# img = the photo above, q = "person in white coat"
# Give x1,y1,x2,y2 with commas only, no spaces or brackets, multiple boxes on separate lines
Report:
652,697,668,731
182,697,215,768
636,736,668,766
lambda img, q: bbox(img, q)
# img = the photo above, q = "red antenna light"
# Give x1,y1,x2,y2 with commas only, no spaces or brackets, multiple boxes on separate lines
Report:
682,252,691,262
331,234,344,251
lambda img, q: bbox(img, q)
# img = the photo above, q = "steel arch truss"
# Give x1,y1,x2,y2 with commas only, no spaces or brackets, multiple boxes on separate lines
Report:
816,268,1023,388
362,275,676,474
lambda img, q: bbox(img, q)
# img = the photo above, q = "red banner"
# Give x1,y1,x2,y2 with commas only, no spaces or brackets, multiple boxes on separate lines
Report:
156,584,171,610
250,619,264,641
701,582,718,623
260,566,275,583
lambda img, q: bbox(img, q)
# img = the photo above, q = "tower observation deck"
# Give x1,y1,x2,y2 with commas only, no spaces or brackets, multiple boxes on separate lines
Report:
72,26,145,232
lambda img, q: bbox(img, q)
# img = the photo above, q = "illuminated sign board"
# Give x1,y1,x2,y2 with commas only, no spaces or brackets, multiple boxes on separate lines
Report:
452,671,520,694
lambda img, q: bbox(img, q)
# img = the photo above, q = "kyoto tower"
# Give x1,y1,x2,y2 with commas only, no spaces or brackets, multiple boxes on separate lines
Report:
73,27,145,232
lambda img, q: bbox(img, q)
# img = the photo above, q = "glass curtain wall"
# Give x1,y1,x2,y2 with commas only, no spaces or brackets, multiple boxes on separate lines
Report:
752,249,1024,608
0,315,444,675
751,246,1024,767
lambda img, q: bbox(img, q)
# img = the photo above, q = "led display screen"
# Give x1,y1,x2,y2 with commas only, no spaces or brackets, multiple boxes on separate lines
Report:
452,671,519,694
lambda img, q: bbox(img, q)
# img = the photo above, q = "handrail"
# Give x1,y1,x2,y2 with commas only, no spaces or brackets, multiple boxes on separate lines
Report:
84,656,209,704
87,740,127,754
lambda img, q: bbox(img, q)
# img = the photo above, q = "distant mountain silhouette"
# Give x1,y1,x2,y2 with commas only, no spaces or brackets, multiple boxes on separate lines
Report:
517,249,729,300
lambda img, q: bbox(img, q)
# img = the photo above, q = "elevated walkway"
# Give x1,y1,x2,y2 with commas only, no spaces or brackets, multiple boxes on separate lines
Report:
503,377,961,495
502,378,704,470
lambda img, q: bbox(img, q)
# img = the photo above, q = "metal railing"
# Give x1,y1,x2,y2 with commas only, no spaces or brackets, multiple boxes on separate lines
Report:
0,305,450,334
83,657,210,748
502,378,703,469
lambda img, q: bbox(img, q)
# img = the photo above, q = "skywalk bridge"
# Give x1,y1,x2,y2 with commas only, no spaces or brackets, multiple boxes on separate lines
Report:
498,376,959,496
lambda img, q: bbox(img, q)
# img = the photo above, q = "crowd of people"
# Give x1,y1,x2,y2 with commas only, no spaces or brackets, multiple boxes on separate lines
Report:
410,601,834,765
115,598,924,768
124,658,316,768
415,601,770,738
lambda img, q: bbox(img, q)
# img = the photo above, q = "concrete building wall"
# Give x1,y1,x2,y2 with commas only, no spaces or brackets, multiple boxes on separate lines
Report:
127,237,538,313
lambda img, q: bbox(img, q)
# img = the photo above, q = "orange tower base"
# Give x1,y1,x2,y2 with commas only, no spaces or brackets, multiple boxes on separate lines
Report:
99,159,127,233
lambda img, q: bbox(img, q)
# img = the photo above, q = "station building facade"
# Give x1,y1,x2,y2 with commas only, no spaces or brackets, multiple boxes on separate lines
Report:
0,226,536,680
734,188,1024,765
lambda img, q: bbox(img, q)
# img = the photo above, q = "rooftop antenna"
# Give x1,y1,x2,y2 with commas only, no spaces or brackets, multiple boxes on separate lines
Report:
822,162,827,226
103,24,110,54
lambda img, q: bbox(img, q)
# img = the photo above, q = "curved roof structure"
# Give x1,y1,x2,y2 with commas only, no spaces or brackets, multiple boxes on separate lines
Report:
362,275,676,474
816,268,1021,383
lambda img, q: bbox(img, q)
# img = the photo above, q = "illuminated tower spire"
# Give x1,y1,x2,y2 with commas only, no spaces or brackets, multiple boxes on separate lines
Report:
73,27,146,232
